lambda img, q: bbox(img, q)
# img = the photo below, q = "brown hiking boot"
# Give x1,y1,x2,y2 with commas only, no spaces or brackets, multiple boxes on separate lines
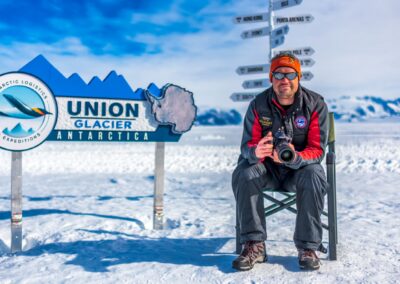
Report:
232,241,267,271
298,249,321,270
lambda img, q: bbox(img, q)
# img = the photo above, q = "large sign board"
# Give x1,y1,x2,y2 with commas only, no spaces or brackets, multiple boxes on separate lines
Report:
0,55,197,151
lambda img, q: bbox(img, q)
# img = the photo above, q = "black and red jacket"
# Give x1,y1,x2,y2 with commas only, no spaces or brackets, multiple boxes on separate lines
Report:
239,85,328,169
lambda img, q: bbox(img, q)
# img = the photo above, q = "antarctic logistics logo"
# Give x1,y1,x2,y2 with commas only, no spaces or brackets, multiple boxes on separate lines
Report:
0,72,57,151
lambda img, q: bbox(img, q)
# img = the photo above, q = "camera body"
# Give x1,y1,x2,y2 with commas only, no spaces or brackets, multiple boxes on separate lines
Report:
273,128,296,163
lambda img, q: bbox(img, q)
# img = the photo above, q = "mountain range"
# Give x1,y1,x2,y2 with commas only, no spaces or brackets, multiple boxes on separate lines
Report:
196,96,400,126
326,95,400,121
3,123,34,137
19,55,146,100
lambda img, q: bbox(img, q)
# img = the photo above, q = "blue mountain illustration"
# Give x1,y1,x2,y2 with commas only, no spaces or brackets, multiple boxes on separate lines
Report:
19,55,146,100
146,82,163,98
3,123,34,138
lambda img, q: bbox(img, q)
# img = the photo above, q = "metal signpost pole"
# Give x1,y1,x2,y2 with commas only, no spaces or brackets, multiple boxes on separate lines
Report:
269,0,274,64
153,142,165,230
11,152,23,253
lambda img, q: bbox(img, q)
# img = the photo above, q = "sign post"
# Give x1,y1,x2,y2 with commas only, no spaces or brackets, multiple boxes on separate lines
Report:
153,142,165,230
232,0,315,101
11,152,22,253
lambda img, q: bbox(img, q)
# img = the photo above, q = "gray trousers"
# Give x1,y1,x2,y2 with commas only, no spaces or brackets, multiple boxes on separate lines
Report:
232,158,327,250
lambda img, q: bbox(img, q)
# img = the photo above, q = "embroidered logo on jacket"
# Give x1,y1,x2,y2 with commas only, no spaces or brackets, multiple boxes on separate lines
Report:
259,116,272,127
294,116,307,129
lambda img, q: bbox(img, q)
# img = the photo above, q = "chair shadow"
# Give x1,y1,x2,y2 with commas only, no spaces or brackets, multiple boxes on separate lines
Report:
19,233,236,273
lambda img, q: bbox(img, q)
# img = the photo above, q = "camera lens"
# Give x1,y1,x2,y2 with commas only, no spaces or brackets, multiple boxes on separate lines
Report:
279,149,295,162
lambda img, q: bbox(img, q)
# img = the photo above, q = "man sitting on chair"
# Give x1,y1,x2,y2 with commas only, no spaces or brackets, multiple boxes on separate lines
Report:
232,53,328,271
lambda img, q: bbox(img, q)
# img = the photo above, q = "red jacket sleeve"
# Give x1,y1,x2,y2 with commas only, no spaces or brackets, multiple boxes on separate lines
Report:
240,100,263,164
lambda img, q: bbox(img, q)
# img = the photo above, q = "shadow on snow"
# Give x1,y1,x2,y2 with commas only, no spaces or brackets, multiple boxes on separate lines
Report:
20,234,235,273
0,209,145,230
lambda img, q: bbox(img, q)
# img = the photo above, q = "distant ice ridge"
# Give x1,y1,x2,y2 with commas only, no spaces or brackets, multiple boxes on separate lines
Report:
195,108,241,126
196,96,400,126
327,95,400,122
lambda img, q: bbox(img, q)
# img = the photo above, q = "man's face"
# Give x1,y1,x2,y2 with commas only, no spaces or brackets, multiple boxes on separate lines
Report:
272,66,299,104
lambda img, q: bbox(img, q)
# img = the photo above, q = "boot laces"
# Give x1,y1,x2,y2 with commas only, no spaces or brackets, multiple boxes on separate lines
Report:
241,241,263,260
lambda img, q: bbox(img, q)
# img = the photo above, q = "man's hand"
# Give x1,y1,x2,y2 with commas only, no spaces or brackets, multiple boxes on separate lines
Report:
255,131,274,159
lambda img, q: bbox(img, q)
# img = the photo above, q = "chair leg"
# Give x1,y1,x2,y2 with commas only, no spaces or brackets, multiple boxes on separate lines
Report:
236,204,242,254
327,153,337,260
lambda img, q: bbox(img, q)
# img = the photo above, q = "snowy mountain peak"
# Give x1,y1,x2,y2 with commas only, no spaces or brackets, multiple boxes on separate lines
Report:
326,95,400,121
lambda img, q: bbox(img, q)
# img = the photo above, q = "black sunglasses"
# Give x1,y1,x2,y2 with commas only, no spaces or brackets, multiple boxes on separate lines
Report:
272,72,298,80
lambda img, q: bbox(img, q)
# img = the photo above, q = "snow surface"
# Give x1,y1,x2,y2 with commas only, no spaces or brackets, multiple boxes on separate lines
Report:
0,123,399,283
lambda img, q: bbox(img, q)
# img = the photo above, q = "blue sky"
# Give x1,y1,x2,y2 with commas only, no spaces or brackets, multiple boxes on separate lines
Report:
0,0,399,108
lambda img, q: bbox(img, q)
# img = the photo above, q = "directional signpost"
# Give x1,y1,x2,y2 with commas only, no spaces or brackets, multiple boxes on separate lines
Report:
273,0,303,11
274,14,314,25
301,71,314,81
233,13,268,24
241,26,269,39
273,46,315,57
271,36,285,49
236,64,270,75
230,92,259,102
242,79,270,89
299,58,315,67
232,0,315,102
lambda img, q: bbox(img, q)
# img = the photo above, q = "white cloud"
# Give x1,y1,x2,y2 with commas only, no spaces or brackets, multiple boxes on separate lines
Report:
0,0,399,110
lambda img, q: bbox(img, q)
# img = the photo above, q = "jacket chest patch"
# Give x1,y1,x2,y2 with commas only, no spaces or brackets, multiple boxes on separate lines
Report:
259,116,272,127
294,116,308,129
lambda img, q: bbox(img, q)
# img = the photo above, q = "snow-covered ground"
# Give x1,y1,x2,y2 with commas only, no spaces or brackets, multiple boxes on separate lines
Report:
0,123,399,283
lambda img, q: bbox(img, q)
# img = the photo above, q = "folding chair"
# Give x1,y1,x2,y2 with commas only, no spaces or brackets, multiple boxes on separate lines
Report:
235,112,338,260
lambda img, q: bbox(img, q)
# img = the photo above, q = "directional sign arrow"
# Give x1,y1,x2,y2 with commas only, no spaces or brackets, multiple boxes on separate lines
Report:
271,25,289,38
236,64,270,75
301,71,314,81
299,58,315,67
242,79,271,89
230,92,259,102
271,36,285,48
273,46,315,57
273,0,303,11
241,26,269,39
274,14,314,25
233,12,269,24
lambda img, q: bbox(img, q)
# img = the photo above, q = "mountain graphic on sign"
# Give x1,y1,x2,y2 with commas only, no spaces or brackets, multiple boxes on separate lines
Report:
19,55,146,100
3,123,34,138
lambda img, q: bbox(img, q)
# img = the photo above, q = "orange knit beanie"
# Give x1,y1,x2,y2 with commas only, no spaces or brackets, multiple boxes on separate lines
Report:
269,55,302,82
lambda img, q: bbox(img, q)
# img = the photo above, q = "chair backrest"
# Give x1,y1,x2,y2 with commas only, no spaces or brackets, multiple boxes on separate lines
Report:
327,112,335,153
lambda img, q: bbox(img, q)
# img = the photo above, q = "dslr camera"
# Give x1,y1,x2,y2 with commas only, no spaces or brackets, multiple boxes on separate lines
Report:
274,128,296,163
